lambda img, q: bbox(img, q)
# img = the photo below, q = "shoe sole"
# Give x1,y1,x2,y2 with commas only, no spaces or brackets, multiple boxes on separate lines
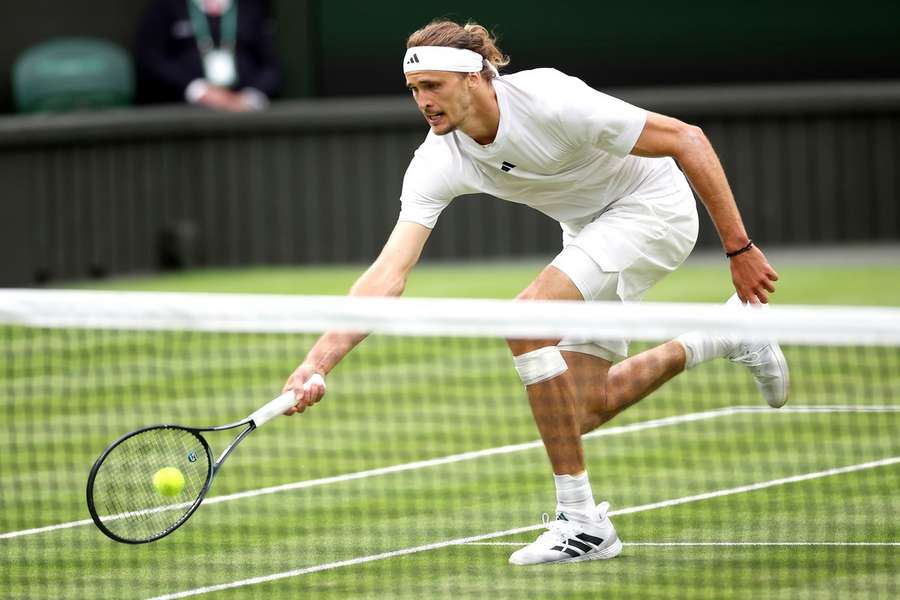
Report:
510,536,623,566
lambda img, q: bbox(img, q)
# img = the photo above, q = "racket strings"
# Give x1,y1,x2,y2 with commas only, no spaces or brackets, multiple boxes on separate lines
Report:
90,427,211,542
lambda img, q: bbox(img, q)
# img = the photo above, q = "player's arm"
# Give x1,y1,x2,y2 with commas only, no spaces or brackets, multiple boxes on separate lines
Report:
630,112,778,304
282,221,432,413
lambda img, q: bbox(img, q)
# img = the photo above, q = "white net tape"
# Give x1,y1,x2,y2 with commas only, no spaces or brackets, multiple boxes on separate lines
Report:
1,289,898,345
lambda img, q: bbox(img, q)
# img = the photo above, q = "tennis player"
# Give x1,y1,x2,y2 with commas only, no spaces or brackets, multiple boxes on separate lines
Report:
284,19,789,565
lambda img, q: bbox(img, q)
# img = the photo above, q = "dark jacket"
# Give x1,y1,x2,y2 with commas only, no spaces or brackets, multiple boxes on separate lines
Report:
136,0,281,104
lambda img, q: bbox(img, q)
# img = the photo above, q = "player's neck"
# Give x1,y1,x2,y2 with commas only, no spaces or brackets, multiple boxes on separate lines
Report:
460,85,500,146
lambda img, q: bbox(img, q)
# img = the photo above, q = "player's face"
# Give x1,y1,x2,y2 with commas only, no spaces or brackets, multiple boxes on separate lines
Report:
405,71,474,135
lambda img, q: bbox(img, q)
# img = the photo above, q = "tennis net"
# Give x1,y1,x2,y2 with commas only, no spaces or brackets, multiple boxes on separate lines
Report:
1,289,898,599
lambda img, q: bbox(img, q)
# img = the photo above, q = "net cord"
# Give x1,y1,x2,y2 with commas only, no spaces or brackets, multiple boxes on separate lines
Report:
1,289,899,346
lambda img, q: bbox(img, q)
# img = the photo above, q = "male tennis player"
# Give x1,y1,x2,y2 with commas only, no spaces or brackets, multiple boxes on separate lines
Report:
284,19,789,566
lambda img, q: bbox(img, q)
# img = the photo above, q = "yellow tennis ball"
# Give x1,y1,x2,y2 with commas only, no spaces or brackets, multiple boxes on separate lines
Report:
152,467,185,497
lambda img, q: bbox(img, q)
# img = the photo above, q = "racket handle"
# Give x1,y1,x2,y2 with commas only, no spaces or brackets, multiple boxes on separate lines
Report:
250,374,326,427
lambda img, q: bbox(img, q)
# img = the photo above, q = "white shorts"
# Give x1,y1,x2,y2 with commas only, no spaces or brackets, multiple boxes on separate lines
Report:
550,179,699,362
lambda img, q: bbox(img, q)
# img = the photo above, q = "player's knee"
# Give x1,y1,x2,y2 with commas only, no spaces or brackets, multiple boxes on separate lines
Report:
512,345,568,386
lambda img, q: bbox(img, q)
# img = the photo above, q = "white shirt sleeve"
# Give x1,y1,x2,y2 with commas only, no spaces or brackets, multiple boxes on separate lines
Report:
551,72,648,158
397,148,458,229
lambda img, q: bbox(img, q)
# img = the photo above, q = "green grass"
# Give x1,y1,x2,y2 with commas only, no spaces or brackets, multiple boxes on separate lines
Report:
62,262,900,306
2,262,898,599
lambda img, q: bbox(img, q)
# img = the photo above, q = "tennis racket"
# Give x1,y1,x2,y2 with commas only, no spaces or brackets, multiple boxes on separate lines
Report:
86,375,324,544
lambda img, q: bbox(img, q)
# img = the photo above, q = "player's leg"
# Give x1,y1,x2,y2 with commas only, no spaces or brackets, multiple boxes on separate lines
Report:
506,264,584,476
548,236,694,433
507,265,623,565
564,299,789,436
562,342,687,434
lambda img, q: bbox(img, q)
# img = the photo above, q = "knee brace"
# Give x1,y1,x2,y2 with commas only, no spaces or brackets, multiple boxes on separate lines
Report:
513,346,568,386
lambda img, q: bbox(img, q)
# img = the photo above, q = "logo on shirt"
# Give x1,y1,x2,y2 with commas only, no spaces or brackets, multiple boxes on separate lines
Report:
406,54,420,65
500,161,517,172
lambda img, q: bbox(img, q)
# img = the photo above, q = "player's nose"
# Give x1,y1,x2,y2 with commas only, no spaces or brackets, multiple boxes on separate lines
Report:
415,93,432,111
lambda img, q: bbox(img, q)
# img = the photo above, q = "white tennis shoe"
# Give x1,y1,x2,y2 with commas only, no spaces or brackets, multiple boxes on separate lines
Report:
509,502,623,566
724,294,790,408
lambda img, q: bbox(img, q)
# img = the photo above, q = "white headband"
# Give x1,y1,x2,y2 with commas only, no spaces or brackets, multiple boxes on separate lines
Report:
403,46,496,75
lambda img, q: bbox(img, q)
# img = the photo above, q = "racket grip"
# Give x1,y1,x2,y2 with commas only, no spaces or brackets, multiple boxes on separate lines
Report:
250,374,326,427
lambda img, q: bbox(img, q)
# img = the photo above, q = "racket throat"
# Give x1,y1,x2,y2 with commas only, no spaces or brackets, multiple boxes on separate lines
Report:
213,423,256,467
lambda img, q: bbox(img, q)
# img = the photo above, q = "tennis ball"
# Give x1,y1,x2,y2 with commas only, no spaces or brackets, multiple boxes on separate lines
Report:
152,467,185,497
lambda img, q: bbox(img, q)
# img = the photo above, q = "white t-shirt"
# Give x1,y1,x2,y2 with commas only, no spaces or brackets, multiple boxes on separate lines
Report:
398,68,683,234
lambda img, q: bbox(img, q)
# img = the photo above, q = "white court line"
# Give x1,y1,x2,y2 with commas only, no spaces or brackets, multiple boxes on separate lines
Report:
626,542,900,547
147,456,900,600
467,542,900,547
2,404,898,541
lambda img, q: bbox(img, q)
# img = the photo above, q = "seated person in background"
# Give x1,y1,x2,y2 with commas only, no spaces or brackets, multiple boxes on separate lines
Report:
136,0,281,111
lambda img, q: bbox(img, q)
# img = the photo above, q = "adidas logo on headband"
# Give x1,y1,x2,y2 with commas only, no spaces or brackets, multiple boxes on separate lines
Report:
403,46,486,74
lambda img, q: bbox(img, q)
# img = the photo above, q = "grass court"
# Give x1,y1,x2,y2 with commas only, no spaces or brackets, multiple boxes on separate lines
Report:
1,260,898,598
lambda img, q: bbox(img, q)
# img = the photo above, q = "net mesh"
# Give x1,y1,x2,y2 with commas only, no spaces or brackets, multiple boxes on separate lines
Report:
1,290,898,599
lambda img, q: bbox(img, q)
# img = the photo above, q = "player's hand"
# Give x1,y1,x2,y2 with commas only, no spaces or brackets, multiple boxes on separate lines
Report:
282,364,327,415
729,245,778,304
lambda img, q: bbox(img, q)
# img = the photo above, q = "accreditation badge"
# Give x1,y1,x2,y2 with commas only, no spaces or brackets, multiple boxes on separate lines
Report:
203,49,237,87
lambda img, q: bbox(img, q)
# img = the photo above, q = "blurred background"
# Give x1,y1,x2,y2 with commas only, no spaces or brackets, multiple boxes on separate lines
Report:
0,0,898,285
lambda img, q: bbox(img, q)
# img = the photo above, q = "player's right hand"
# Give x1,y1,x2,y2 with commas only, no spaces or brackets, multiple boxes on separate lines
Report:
282,364,327,415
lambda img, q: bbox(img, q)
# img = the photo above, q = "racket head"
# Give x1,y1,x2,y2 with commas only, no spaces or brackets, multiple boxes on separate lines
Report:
86,425,214,544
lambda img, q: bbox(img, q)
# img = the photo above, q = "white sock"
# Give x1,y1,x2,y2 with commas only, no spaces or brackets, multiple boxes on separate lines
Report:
677,294,745,369
554,472,597,521
675,332,735,369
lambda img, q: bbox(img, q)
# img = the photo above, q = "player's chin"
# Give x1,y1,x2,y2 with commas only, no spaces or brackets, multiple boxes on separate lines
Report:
428,119,456,135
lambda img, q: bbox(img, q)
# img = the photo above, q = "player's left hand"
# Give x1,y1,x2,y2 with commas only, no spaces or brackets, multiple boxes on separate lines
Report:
730,245,778,304
282,364,327,415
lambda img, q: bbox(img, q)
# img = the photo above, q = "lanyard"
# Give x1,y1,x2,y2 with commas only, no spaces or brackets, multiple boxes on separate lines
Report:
187,0,238,54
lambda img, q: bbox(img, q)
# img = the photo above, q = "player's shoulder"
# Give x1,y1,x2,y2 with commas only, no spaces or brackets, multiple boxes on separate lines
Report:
499,68,588,94
498,68,596,111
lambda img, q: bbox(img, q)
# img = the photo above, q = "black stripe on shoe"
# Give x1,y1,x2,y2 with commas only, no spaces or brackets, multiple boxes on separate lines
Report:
551,545,581,558
576,533,604,546
564,538,594,553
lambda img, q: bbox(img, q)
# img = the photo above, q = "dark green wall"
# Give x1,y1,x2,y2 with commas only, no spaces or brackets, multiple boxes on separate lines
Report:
314,0,900,95
1,1,899,113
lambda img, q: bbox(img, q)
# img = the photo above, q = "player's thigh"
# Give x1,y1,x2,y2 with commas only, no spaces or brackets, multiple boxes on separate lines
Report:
507,264,585,356
515,263,585,302
550,244,627,361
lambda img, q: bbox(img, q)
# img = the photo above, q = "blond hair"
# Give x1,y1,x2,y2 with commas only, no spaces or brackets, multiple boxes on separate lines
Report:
406,20,509,80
